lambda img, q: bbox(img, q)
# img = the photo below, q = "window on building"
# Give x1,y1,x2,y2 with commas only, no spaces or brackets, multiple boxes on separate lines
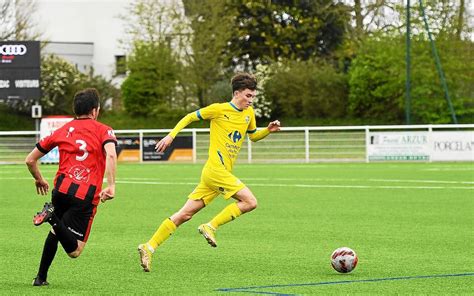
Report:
115,55,126,75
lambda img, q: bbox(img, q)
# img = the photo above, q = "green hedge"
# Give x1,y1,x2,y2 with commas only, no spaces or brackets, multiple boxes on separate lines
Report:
0,106,404,132
0,105,35,131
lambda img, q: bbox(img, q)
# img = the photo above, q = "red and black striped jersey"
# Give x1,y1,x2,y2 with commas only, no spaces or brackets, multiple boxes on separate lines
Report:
36,118,117,205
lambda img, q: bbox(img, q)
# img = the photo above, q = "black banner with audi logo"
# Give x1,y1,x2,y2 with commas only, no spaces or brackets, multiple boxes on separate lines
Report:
0,41,41,100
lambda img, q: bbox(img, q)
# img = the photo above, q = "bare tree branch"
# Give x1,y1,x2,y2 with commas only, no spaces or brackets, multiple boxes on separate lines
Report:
0,0,42,40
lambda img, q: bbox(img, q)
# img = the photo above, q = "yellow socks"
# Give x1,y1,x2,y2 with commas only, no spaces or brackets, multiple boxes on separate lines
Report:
147,218,177,252
145,204,242,252
209,203,242,229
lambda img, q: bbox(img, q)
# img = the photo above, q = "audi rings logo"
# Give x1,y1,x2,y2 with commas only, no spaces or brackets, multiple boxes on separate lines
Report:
0,44,27,56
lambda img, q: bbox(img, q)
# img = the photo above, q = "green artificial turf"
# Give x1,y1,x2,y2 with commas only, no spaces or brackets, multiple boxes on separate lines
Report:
0,162,473,295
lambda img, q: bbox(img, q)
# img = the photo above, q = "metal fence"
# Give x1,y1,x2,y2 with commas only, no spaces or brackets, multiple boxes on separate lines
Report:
1,124,472,164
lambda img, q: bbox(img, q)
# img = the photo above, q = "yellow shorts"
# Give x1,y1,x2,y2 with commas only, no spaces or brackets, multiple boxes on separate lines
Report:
188,166,246,205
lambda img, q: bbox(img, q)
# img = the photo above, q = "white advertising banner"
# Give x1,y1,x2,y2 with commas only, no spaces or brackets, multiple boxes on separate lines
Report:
40,116,73,163
368,132,430,161
430,131,474,161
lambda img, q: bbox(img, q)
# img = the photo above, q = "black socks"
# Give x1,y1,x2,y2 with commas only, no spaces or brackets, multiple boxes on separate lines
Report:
36,214,79,282
37,232,58,280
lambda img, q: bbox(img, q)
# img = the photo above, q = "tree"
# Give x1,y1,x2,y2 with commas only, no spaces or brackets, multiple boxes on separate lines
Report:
253,64,274,119
341,0,473,42
41,54,120,115
264,59,348,119
227,0,350,69
0,0,42,40
120,0,187,51
181,0,235,107
455,0,465,39
40,54,82,115
121,41,180,115
120,0,186,115
347,0,401,40
347,38,403,122
79,68,122,112
348,36,474,124
419,0,472,40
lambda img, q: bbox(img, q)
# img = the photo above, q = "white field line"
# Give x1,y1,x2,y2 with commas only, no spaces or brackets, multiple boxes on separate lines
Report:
1,164,472,169
2,177,472,190
114,180,474,190
237,164,474,170
3,175,473,185
2,165,472,173
115,177,474,185
422,168,474,171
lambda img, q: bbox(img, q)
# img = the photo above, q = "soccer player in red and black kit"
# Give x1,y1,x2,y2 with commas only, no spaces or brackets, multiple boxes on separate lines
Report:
25,88,117,286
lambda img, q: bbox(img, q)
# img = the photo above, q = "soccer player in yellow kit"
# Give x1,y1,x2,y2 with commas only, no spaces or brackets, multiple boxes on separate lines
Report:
138,73,281,272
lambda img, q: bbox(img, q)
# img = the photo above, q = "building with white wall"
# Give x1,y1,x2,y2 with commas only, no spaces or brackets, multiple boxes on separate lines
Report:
42,41,94,74
34,0,131,84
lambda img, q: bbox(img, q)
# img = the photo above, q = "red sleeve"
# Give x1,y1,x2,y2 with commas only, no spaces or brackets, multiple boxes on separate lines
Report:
36,130,59,153
100,125,117,147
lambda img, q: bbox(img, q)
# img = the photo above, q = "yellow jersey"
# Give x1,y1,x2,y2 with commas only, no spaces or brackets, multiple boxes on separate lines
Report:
168,102,270,171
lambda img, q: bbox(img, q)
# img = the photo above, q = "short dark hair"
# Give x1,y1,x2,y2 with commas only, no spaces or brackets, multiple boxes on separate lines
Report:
231,73,257,93
73,88,100,116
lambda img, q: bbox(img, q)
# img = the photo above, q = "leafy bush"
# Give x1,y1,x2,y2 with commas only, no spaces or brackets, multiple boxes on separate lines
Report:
0,104,34,130
207,79,232,104
264,59,348,119
39,54,120,116
121,41,180,115
348,36,474,124
40,54,81,115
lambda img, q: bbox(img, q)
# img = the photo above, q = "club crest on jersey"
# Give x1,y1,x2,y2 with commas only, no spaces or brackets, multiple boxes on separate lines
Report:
107,130,115,137
66,127,75,138
245,116,250,123
68,165,91,183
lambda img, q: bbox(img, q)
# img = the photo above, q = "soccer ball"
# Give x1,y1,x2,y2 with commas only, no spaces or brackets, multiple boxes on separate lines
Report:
331,247,358,273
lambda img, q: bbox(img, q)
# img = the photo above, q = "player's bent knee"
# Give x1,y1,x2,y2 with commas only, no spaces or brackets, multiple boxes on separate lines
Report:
67,250,81,258
240,197,257,213
252,200,258,210
247,198,258,211
67,241,85,258
68,253,79,259
67,246,83,258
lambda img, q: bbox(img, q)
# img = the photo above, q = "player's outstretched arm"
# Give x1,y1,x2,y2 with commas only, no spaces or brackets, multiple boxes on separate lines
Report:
100,142,117,203
155,112,200,153
25,148,49,195
249,120,281,142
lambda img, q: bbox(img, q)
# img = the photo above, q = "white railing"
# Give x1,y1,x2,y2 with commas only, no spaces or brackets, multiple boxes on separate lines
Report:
1,124,473,164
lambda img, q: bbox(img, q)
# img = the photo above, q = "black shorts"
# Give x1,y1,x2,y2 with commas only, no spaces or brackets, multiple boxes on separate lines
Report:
51,189,97,242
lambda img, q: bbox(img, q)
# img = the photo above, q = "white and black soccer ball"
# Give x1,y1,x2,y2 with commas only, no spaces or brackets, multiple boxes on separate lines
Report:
331,247,358,273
